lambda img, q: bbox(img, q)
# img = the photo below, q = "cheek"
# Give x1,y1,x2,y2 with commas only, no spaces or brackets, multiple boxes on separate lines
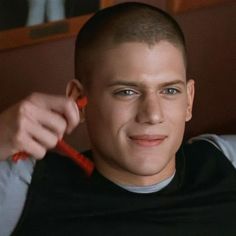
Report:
164,99,188,127
104,103,136,136
163,102,187,152
86,100,133,138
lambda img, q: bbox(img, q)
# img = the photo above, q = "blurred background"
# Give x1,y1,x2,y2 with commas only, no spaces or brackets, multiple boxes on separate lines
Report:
0,0,100,30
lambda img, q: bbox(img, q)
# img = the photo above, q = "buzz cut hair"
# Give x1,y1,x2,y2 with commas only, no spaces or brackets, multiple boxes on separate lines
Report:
75,2,186,83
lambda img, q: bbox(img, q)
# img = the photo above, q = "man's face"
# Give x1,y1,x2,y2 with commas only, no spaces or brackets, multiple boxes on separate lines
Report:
84,41,194,186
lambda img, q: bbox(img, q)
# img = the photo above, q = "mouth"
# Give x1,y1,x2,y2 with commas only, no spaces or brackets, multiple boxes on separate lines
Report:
129,134,167,147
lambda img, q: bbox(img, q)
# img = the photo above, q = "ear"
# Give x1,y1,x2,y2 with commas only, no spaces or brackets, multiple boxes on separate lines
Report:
66,79,86,122
66,79,84,99
185,79,195,122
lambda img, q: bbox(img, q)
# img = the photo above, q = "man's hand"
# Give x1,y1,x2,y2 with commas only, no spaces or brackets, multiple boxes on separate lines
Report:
0,93,80,161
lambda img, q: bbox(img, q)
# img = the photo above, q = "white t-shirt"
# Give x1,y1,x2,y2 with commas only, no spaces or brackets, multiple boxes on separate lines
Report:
0,134,235,236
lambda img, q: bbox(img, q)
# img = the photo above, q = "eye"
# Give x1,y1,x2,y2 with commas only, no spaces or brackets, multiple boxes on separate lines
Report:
161,88,180,95
114,89,138,97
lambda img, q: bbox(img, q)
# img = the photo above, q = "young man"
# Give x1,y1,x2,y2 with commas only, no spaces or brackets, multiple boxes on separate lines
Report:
0,2,235,235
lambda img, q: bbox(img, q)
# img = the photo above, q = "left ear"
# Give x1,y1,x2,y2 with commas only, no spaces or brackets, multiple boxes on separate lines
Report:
66,79,86,122
185,79,195,122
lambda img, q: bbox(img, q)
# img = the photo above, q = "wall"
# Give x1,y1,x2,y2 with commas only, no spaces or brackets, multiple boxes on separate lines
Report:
174,3,236,137
0,1,235,150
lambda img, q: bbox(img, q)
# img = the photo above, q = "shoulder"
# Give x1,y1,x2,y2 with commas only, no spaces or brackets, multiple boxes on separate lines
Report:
181,138,227,166
175,136,236,188
178,135,236,181
188,134,236,168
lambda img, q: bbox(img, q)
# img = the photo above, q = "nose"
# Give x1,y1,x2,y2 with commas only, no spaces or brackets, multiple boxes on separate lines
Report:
135,94,164,124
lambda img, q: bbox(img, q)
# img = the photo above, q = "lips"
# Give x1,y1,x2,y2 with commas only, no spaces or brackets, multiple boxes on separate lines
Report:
129,134,167,147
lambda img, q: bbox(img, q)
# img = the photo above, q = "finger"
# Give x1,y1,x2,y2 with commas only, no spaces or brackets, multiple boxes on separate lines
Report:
28,93,80,134
12,131,47,159
14,111,59,154
62,99,80,134
18,99,66,139
27,122,59,150
20,138,47,160
34,108,67,139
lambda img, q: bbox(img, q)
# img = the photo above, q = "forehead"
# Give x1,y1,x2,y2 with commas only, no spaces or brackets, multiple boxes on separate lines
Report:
79,41,186,88
95,41,185,75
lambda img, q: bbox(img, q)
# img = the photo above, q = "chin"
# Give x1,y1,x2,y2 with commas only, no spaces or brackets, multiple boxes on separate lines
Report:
126,151,175,177
127,159,167,175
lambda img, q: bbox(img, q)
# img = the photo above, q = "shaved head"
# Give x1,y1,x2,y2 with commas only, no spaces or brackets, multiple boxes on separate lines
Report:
75,2,186,84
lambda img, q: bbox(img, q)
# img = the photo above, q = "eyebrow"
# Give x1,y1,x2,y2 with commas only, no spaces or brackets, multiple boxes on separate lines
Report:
159,80,186,87
107,79,186,88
